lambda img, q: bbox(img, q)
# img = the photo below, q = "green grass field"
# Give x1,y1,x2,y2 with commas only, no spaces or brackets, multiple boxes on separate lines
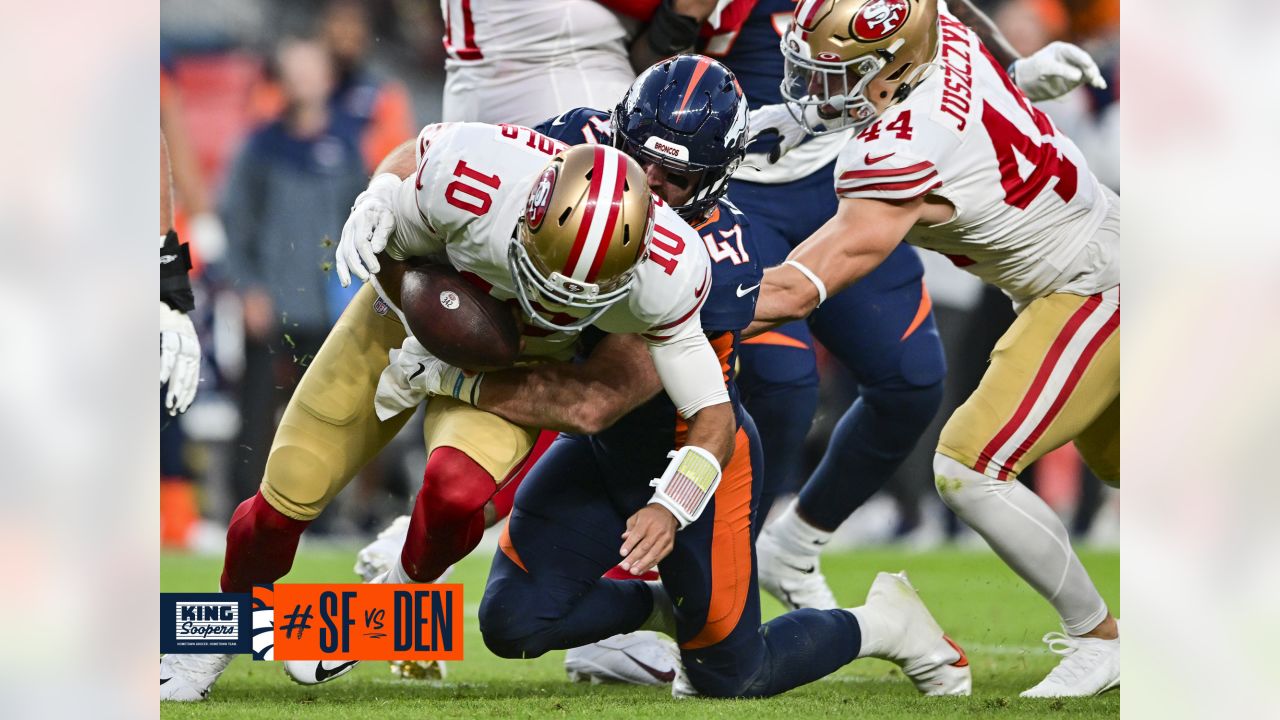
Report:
161,545,1118,719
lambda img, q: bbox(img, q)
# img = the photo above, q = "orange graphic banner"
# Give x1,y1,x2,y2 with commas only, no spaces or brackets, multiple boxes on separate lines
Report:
271,584,463,661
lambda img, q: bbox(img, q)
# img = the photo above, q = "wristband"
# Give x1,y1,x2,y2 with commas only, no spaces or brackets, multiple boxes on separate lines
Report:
648,445,722,529
160,229,195,313
446,368,485,406
646,0,700,57
783,259,828,307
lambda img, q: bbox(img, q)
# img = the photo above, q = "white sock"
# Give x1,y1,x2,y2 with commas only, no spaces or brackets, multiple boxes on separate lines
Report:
847,606,891,659
767,500,833,556
638,581,677,638
934,453,1108,635
374,557,415,585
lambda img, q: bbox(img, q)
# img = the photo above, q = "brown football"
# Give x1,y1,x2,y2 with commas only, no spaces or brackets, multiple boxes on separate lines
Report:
399,264,521,372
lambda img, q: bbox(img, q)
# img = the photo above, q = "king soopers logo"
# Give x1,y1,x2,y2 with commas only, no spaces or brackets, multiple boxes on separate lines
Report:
853,0,910,41
175,601,239,640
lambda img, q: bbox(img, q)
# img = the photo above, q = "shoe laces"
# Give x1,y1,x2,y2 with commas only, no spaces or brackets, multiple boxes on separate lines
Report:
1038,632,1097,685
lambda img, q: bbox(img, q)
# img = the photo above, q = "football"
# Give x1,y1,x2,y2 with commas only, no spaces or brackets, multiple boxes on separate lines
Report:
399,264,521,371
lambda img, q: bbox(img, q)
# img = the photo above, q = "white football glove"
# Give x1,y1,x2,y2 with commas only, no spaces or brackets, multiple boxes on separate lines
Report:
373,337,470,421
747,102,826,165
1010,41,1107,102
160,301,201,415
336,173,401,287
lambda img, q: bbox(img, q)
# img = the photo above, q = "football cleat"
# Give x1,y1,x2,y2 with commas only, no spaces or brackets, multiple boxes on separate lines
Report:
565,631,681,686
1020,629,1119,697
857,571,971,696
353,521,453,680
283,658,360,686
390,658,448,681
160,653,232,702
755,525,838,610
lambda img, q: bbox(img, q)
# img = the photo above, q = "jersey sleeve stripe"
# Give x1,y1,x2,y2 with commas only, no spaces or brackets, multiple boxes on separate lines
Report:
837,171,941,197
838,160,936,181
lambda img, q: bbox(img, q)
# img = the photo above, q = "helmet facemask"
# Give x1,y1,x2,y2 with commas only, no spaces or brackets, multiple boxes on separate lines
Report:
781,34,899,135
506,225,636,333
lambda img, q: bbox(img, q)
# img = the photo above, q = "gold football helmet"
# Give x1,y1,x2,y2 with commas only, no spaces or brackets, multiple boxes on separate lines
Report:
508,144,655,332
781,0,940,134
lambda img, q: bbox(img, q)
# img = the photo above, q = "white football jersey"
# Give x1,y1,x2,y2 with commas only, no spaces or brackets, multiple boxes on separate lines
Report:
832,5,1118,308
440,0,637,65
386,122,713,362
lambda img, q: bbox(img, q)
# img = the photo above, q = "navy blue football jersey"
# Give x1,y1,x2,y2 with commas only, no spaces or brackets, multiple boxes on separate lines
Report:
535,107,762,464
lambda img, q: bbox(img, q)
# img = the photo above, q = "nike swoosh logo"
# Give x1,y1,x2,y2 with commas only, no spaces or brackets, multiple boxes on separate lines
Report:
551,112,570,126
736,283,760,297
314,660,358,683
408,363,426,381
864,152,895,165
160,254,178,264
779,560,816,574
160,677,171,685
621,650,677,683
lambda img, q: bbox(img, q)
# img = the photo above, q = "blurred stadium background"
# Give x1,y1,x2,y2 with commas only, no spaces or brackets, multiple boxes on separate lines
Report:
158,0,1120,556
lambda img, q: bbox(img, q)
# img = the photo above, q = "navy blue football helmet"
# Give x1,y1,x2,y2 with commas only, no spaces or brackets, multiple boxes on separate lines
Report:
611,54,749,222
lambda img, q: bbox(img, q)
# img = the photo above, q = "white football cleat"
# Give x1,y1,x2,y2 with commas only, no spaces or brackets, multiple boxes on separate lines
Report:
755,525,838,610
1020,630,1119,697
565,631,681,686
354,514,411,582
857,571,971,696
283,658,361,685
160,653,232,702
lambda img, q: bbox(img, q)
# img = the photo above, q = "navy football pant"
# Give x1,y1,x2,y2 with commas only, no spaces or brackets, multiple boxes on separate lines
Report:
479,420,863,697
730,167,946,530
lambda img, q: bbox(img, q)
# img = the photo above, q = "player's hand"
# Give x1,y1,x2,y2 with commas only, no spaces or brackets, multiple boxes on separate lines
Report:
336,174,401,287
159,301,201,415
1011,41,1107,102
619,504,678,576
747,102,831,165
373,336,465,420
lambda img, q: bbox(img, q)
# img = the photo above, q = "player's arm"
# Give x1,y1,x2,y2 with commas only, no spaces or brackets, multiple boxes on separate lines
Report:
947,0,1106,101
627,0,719,73
748,196,921,335
472,334,662,433
159,130,202,415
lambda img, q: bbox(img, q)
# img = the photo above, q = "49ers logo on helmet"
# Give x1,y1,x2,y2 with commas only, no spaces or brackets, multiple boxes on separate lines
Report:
852,0,910,41
526,165,558,230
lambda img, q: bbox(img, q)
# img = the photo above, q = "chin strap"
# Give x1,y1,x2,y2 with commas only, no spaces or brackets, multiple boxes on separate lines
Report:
648,446,722,530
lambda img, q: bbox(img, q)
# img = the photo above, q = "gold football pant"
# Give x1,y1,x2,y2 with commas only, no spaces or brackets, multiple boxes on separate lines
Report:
938,287,1120,484
258,284,540,521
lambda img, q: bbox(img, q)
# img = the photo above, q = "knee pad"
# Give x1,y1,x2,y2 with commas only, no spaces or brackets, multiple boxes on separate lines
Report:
860,379,944,429
933,452,1009,511
477,564,549,659
420,447,496,521
260,444,335,521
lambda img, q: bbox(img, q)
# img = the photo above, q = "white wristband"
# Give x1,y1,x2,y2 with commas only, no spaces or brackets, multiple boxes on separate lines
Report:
648,446,722,530
783,259,828,307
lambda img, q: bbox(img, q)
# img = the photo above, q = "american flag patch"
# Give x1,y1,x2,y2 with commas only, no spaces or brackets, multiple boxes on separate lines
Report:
663,450,719,515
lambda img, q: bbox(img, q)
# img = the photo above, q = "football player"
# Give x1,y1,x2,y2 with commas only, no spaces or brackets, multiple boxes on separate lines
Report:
703,0,1107,614
749,0,1120,698
160,125,734,700
159,131,200,416
402,56,970,699
439,0,639,126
